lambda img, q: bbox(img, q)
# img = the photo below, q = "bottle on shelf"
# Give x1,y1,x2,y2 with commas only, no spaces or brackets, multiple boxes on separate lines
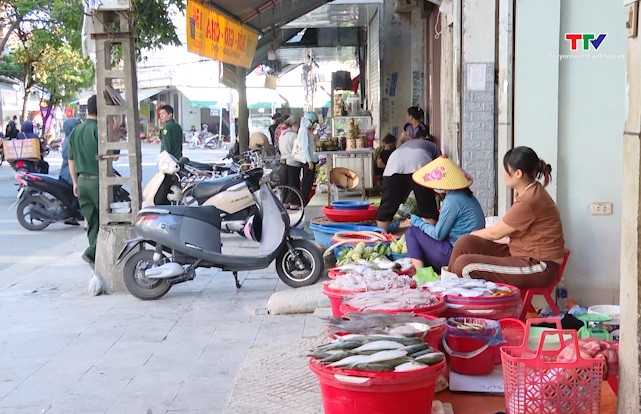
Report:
555,280,568,314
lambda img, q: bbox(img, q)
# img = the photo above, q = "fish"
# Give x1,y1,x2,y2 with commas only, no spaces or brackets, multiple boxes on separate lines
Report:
353,358,409,371
367,349,408,364
320,351,352,363
329,355,372,367
414,352,445,365
394,361,428,372
352,340,405,352
317,340,364,352
410,348,436,358
402,343,430,354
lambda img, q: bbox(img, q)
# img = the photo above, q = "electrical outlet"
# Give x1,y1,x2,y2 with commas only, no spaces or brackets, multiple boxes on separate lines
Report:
590,202,613,215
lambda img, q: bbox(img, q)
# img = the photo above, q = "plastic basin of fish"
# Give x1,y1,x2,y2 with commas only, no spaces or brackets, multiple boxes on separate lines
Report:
339,297,447,319
414,313,447,350
442,284,522,320
322,284,364,317
309,358,446,414
328,265,416,280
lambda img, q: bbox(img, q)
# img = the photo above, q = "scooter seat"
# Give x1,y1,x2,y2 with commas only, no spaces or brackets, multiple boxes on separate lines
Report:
192,174,243,202
186,160,215,171
156,205,221,227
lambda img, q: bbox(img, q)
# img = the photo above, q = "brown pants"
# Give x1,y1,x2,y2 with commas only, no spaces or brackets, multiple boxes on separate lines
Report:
448,235,559,289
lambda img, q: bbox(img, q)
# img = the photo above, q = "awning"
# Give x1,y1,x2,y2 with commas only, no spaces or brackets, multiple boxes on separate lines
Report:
177,86,236,109
138,87,167,102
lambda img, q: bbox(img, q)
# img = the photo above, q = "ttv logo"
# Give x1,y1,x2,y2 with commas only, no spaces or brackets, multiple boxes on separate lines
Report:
565,33,607,51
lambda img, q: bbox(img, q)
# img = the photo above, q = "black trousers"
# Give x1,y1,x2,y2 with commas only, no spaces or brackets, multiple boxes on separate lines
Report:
375,173,438,222
284,164,301,205
300,163,316,206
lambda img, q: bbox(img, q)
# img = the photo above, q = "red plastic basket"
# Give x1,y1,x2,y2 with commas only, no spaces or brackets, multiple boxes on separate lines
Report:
309,358,446,414
494,318,526,365
323,205,378,222
500,318,604,414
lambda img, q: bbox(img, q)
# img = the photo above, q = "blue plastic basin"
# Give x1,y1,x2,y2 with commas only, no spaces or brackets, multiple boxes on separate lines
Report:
330,200,372,210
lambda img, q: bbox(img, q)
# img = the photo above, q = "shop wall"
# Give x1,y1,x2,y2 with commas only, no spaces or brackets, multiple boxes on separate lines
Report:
461,0,497,214
179,93,201,132
556,0,625,306
379,1,414,139
514,0,625,306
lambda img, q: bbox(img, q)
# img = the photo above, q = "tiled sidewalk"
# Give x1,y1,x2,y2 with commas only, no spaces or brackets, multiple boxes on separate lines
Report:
0,234,326,414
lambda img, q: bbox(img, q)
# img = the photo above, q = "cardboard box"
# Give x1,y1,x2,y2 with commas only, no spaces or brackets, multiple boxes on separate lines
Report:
3,138,41,160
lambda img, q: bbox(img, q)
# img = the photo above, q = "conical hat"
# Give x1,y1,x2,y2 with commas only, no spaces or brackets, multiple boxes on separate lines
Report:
412,155,473,190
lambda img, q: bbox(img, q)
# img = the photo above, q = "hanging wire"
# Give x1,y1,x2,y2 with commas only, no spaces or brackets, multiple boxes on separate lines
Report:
434,9,442,39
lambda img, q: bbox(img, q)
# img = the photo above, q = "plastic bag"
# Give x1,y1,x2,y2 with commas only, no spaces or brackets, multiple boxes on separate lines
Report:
88,271,103,296
444,317,506,346
413,266,440,287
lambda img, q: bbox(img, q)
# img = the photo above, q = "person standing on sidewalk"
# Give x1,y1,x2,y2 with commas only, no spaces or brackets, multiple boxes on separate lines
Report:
68,94,100,268
158,105,183,159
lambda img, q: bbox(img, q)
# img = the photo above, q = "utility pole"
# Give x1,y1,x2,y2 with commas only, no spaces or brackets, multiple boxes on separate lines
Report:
91,10,142,293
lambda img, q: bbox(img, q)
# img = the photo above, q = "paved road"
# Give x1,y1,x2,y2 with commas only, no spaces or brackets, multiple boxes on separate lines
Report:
0,143,228,272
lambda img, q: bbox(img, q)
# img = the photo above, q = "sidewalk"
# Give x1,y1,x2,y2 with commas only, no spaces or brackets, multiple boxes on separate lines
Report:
0,233,326,414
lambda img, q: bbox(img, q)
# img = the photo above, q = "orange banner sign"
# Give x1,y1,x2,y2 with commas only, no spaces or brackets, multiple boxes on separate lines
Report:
186,0,259,69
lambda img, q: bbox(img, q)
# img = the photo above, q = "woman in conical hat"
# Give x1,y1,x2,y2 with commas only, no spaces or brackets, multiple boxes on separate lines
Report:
404,155,485,273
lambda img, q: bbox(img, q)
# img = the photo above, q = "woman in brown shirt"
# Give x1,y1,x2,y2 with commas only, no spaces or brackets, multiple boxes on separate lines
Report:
447,146,565,289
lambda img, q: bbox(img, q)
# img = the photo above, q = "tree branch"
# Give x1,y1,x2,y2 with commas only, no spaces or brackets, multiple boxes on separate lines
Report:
0,17,22,57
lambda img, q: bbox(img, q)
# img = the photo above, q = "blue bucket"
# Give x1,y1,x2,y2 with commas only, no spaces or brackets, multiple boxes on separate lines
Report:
309,223,385,249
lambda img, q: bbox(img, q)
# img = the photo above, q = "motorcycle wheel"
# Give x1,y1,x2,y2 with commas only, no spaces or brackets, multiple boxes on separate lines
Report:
275,239,324,288
271,185,305,228
123,249,172,300
17,196,52,231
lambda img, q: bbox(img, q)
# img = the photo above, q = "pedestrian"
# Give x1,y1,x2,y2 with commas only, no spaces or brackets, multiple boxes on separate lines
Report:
68,94,100,268
294,112,319,206
278,116,302,209
269,112,282,145
5,116,18,138
60,116,83,226
398,106,428,147
158,104,183,159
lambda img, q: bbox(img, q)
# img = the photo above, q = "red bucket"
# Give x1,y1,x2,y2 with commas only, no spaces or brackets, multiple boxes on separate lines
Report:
309,358,446,414
322,284,362,317
442,318,500,376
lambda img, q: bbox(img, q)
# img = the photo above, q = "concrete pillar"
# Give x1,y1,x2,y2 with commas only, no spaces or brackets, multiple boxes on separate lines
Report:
461,0,497,214
496,0,514,216
92,11,142,293
237,68,249,152
619,2,641,408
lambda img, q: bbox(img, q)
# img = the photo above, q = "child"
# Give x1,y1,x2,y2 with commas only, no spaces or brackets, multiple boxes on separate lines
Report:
374,134,396,178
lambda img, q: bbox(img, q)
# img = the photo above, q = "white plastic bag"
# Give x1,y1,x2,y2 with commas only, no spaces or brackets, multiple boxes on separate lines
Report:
88,271,103,296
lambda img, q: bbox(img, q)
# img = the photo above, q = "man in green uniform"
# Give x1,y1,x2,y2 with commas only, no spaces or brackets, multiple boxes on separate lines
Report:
68,94,100,267
158,104,183,159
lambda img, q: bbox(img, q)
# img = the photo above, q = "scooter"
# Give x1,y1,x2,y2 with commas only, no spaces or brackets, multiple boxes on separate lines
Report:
12,171,130,231
143,151,264,234
116,170,324,300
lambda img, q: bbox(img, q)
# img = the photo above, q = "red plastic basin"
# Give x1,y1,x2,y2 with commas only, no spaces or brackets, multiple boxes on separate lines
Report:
322,205,378,222
309,358,446,414
339,296,447,318
322,284,364,317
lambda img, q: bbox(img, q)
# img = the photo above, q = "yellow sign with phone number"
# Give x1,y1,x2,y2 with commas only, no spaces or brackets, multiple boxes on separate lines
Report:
186,0,259,69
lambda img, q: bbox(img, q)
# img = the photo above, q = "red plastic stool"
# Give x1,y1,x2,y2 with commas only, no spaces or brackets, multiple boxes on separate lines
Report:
518,249,571,321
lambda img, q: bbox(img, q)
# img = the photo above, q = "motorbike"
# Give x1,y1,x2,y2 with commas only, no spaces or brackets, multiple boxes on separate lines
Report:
143,151,263,234
12,171,130,231
187,132,224,150
116,169,324,300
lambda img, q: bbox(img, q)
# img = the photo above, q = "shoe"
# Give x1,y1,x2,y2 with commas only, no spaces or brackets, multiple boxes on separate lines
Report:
282,203,291,209
64,219,80,226
288,204,301,210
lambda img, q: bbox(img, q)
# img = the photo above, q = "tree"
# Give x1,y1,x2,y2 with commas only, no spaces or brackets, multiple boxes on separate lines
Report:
1,0,184,58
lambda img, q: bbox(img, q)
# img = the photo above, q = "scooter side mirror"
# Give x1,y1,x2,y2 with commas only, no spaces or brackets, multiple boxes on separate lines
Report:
178,157,189,167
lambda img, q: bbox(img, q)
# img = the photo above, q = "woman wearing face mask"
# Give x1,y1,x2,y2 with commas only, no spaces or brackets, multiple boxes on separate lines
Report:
295,111,319,206
278,116,302,209
447,146,565,289
404,156,485,273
